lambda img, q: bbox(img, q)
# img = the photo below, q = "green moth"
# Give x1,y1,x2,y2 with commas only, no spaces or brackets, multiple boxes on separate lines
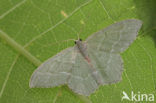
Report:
29,19,142,96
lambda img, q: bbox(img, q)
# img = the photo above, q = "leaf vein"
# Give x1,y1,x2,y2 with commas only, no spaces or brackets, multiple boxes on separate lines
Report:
24,0,93,47
0,55,19,98
0,0,26,20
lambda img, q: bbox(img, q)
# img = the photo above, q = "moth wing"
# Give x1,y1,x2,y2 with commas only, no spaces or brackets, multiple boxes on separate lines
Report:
29,47,75,88
87,49,123,85
67,49,123,96
86,19,142,53
68,52,99,96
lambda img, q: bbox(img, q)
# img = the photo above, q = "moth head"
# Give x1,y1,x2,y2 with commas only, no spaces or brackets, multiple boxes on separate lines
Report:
75,38,82,44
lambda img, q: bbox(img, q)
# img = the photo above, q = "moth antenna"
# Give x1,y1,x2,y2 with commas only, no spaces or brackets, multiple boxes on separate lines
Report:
77,22,85,40
77,33,80,40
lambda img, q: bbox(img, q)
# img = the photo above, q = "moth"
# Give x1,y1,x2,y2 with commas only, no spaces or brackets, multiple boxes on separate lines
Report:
29,19,142,96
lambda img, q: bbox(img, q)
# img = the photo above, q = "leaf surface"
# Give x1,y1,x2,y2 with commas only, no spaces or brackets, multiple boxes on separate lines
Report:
0,0,155,103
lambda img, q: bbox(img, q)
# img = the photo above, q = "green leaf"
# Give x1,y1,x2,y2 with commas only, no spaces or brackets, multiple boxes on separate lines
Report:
0,0,155,103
